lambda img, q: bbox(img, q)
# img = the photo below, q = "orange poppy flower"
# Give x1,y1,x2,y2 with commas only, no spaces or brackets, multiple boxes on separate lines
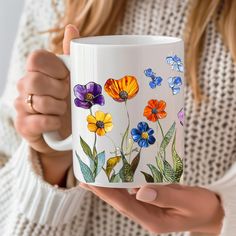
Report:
104,76,139,102
143,99,167,122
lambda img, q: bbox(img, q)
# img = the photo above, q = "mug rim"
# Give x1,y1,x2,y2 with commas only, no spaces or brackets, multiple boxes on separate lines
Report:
71,35,183,47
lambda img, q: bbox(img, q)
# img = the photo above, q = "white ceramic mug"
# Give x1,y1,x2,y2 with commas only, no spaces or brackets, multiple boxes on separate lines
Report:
43,35,185,188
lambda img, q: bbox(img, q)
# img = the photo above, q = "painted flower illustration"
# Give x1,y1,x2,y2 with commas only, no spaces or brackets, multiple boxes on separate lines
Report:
104,76,139,102
166,55,184,72
168,76,182,95
178,108,184,126
87,111,113,136
144,68,163,89
131,122,156,148
143,99,167,122
74,82,105,109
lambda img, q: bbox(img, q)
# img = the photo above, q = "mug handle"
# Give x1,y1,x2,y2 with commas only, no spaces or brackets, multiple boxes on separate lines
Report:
42,55,73,151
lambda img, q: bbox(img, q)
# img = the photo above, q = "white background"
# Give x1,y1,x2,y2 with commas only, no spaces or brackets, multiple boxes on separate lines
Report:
0,0,24,95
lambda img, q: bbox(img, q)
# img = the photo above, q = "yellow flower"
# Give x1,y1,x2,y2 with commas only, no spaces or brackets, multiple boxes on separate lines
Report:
87,111,113,136
104,75,139,102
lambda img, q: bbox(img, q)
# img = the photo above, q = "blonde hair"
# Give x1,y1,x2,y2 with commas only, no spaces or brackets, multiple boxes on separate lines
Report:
49,0,236,101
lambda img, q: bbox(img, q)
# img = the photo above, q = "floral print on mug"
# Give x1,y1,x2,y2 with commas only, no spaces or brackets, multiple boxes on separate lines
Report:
73,54,184,184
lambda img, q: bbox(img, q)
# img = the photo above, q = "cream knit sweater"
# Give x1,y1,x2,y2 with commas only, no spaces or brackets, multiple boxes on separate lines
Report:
0,0,236,235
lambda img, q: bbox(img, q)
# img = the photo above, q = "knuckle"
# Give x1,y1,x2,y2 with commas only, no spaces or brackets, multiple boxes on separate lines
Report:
26,49,48,70
27,72,41,90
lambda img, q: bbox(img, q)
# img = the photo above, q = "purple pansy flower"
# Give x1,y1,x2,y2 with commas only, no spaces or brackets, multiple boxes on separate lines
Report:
74,82,105,109
177,108,184,126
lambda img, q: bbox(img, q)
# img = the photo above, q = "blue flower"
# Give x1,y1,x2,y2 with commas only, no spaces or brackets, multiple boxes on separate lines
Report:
168,76,182,95
131,122,156,148
166,55,184,72
144,68,163,89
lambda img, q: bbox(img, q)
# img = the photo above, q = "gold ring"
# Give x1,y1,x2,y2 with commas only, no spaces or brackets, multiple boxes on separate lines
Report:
25,94,37,113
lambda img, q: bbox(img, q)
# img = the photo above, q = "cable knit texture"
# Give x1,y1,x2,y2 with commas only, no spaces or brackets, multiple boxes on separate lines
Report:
0,0,235,235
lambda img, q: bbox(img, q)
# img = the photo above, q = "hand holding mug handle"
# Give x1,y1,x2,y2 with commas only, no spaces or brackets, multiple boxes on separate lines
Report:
43,55,73,151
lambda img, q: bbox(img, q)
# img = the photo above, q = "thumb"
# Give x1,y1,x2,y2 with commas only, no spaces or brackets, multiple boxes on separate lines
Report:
63,24,80,55
136,184,187,209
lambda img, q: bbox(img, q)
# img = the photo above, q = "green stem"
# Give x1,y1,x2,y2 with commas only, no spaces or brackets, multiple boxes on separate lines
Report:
93,133,97,158
121,101,130,153
128,139,134,164
157,120,166,160
89,108,92,115
157,120,164,138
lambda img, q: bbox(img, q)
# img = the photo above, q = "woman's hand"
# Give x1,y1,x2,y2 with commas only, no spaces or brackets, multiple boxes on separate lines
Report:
14,25,80,186
79,183,224,234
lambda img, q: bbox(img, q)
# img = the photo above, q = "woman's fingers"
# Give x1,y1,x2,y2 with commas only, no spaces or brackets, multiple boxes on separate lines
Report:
26,49,69,79
30,95,67,115
25,71,69,99
14,95,67,115
63,24,80,54
136,184,187,209
18,72,69,100
15,114,61,138
79,184,140,216
79,183,167,233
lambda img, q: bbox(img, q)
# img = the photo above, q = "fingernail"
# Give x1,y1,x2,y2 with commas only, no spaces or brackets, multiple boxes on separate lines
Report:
136,188,157,202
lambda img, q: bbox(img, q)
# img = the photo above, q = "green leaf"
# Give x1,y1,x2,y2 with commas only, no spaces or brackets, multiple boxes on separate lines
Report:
89,159,96,174
163,160,175,182
105,156,121,178
156,155,164,173
130,151,141,174
147,164,163,182
80,136,93,159
159,122,176,158
141,171,154,183
172,132,183,182
75,152,95,183
95,151,106,176
119,151,134,182
110,173,120,183
119,163,133,182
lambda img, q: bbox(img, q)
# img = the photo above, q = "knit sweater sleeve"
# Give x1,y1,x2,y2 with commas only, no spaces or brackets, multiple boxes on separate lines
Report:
0,0,89,235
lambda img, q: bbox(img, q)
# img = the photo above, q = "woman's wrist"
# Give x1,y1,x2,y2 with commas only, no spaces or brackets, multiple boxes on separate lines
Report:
38,151,72,187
